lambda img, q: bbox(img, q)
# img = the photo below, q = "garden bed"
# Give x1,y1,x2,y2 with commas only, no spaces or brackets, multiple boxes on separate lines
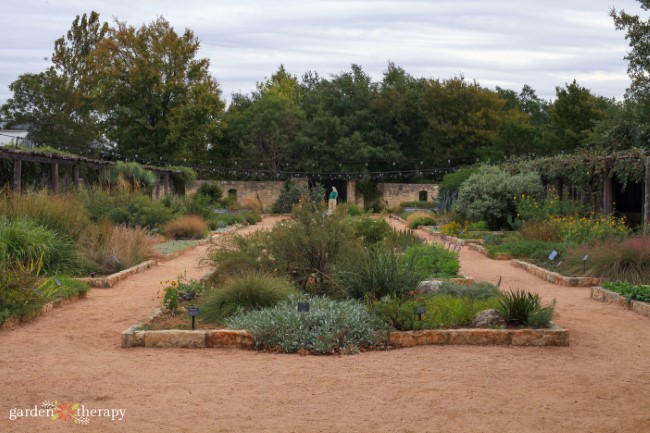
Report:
511,260,601,287
590,286,650,318
1,292,88,330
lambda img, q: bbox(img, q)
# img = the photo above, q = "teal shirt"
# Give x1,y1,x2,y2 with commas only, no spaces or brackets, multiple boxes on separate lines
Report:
329,191,338,200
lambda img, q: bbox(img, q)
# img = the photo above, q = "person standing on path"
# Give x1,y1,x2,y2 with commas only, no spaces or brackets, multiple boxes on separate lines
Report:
328,187,338,214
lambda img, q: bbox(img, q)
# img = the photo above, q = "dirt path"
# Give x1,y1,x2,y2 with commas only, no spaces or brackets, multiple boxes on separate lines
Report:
1,217,649,433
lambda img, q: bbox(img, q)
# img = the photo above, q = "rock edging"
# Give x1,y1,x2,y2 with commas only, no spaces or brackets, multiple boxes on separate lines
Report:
388,322,568,347
77,260,158,288
121,328,255,349
591,286,650,318
511,260,601,287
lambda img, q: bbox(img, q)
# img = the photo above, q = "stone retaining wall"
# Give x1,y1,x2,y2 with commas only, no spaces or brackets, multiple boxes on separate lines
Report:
465,243,513,260
78,260,158,288
388,323,568,347
122,323,568,349
511,260,601,287
591,286,650,318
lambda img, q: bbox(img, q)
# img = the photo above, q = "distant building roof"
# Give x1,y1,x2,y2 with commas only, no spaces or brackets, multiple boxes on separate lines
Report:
0,130,33,147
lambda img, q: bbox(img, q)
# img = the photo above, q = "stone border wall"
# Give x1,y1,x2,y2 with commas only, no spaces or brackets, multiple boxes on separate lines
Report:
389,323,568,347
511,260,601,287
122,323,568,349
591,286,650,318
465,243,513,260
0,292,87,330
77,260,158,288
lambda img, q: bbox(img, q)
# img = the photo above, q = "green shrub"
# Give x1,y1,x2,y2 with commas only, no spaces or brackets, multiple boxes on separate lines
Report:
206,231,278,285
401,244,460,278
242,210,262,225
454,166,543,230
332,246,428,300
440,167,476,195
181,193,214,220
602,281,650,303
82,188,174,228
352,216,391,244
434,281,501,300
520,220,562,242
515,194,586,222
272,179,325,213
468,221,489,231
266,203,357,293
0,217,80,274
196,182,223,203
383,228,424,252
226,295,387,354
371,292,500,331
338,203,365,216
201,273,299,323
210,213,245,229
405,211,437,229
496,288,555,328
485,235,569,264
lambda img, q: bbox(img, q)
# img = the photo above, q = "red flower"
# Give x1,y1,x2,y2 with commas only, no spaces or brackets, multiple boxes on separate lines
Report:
55,402,75,422
408,290,415,297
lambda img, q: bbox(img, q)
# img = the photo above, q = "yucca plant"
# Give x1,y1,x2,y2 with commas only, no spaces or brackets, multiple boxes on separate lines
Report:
496,288,555,328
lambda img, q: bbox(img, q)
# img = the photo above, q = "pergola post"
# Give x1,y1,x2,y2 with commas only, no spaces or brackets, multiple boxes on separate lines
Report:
73,164,80,189
13,159,22,193
51,162,59,193
643,156,650,235
603,158,613,215
155,173,161,198
164,173,170,196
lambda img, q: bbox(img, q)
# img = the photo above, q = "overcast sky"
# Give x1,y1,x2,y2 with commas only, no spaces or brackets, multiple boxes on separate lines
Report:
0,0,644,106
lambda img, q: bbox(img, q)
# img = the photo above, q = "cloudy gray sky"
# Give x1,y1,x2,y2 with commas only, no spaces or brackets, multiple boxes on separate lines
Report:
0,0,644,105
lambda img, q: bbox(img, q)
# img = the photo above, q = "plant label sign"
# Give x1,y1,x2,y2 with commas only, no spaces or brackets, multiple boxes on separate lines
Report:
484,235,490,242
416,306,427,315
188,307,200,317
549,250,558,261
54,278,62,287
583,255,589,261
297,302,310,312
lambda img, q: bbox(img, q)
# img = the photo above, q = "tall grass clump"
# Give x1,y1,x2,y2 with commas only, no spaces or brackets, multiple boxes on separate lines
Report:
162,215,209,240
332,246,428,300
81,187,174,228
77,220,156,274
201,273,298,323
0,190,90,241
405,211,436,229
225,295,387,354
0,216,80,274
559,236,650,284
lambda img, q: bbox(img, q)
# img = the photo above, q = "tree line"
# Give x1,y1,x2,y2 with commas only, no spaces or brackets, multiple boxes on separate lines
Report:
1,7,649,180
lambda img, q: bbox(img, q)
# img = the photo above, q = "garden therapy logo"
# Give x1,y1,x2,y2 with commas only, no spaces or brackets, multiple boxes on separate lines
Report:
8,400,126,425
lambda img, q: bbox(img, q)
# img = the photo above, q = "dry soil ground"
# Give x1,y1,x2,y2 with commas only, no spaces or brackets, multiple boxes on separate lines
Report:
1,216,649,433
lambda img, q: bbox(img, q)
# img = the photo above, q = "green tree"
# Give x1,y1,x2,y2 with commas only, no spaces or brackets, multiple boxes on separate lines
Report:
548,80,607,151
611,1,650,99
90,17,224,162
1,12,108,148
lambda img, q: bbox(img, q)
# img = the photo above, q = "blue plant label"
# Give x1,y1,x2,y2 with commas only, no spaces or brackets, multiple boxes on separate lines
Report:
459,230,465,235
297,302,310,312
54,278,62,287
416,306,427,315
188,307,200,316
484,235,490,242
549,250,558,261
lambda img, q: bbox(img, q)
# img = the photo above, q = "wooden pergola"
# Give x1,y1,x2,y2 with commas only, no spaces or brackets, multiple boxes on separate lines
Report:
0,147,181,196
